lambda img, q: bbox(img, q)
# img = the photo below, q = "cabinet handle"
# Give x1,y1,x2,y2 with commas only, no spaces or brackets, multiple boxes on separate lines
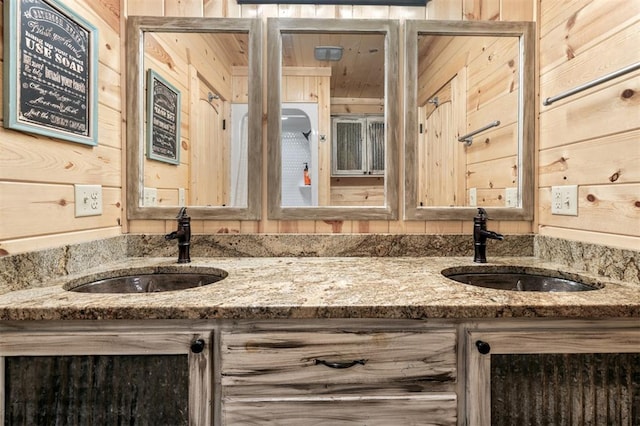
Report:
190,338,205,354
314,358,367,369
475,340,491,355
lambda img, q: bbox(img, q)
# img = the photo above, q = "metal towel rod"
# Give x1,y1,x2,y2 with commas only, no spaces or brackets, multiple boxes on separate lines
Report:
458,120,500,146
543,62,640,106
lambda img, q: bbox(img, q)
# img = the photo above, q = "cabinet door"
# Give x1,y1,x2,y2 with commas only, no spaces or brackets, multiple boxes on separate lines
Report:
332,117,366,175
366,116,385,175
331,116,385,176
0,326,212,426
465,326,640,426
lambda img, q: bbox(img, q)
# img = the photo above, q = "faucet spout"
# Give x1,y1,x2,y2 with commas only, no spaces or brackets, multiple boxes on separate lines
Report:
479,229,504,241
473,208,503,263
165,208,191,263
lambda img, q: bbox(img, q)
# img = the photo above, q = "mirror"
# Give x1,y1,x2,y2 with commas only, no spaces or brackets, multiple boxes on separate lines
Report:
126,17,262,220
267,18,399,220
405,21,534,220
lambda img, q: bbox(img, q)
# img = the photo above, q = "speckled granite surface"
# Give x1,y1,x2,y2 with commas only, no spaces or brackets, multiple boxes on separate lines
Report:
1,234,533,294
0,237,127,293
536,236,640,284
127,233,534,258
0,233,637,321
0,256,637,320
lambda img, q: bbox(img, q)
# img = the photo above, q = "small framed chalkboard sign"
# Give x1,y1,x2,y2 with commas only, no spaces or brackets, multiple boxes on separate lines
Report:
3,0,99,146
146,70,181,165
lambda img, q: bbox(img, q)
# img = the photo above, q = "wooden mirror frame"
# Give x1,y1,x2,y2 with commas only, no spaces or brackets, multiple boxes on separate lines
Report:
126,17,262,220
404,20,535,221
266,18,400,220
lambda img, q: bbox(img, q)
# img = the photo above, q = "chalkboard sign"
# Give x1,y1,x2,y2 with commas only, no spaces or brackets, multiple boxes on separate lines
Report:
3,0,98,146
146,70,181,165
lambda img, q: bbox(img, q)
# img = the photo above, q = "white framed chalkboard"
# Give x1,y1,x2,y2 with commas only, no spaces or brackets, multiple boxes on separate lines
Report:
3,0,99,146
146,70,181,165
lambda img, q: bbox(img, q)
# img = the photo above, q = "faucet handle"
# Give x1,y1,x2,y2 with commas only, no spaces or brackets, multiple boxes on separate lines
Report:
474,207,488,223
177,207,189,219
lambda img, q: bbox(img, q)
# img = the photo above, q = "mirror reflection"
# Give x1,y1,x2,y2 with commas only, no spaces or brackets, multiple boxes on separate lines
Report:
405,21,534,221
280,32,385,208
417,34,519,208
143,31,249,207
126,17,262,220
268,19,399,220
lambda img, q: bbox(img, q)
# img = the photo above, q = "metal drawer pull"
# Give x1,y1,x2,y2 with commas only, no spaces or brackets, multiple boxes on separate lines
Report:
314,358,367,369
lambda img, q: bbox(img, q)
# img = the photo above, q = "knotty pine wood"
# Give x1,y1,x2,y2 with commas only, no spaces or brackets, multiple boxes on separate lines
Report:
539,0,639,73
123,0,536,237
538,185,640,237
0,0,125,254
538,0,640,249
3,0,543,255
538,130,640,188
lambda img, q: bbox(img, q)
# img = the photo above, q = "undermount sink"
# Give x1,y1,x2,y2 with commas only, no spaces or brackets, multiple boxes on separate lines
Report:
441,266,602,292
66,267,227,294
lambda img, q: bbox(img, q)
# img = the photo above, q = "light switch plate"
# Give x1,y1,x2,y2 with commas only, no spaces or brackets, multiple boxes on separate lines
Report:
75,184,102,217
551,185,578,216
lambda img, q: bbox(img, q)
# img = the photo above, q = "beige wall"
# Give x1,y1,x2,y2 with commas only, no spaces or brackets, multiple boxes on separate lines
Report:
2,0,636,255
125,0,537,237
0,0,123,255
537,0,640,250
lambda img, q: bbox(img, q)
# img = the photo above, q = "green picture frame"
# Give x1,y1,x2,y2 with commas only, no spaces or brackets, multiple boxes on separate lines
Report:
146,69,181,165
3,0,99,146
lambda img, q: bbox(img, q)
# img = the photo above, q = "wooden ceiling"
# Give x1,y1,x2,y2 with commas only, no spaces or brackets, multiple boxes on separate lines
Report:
151,31,385,100
282,32,385,99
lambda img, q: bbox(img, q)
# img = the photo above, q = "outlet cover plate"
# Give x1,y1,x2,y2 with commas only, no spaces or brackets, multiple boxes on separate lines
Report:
469,188,477,206
143,187,158,207
551,185,578,216
75,184,103,217
505,187,518,208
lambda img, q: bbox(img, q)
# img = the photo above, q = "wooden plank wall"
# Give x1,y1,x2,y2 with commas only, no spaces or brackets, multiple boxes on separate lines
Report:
0,1,634,254
418,35,519,207
0,0,124,255
538,0,640,250
126,0,537,237
142,32,236,206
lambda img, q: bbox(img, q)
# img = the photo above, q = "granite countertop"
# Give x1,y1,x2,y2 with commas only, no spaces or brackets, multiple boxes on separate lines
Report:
0,256,638,320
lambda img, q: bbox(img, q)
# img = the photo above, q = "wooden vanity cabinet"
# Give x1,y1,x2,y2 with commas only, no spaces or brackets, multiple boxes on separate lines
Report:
218,322,458,425
464,320,640,426
0,321,213,426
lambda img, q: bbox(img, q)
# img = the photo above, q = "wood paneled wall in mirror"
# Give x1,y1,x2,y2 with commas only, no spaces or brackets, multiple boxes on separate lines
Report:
267,18,399,220
126,17,262,220
405,21,534,221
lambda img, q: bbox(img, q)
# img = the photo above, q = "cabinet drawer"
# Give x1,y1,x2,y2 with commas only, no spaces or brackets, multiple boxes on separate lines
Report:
223,394,457,425
220,329,456,388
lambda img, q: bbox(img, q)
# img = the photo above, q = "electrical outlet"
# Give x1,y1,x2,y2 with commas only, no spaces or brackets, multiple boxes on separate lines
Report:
551,185,578,216
469,188,477,206
505,187,518,208
143,187,158,207
75,184,102,217
178,188,186,206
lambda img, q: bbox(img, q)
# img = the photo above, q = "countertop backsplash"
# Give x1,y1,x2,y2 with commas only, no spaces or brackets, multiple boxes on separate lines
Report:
535,236,640,285
2,233,638,294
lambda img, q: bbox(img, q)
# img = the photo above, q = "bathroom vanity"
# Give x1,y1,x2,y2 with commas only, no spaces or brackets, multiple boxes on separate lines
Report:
1,255,638,425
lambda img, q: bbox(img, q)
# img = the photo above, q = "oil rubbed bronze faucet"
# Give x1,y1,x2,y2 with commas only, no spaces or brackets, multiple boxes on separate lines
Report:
165,207,191,263
473,208,504,263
